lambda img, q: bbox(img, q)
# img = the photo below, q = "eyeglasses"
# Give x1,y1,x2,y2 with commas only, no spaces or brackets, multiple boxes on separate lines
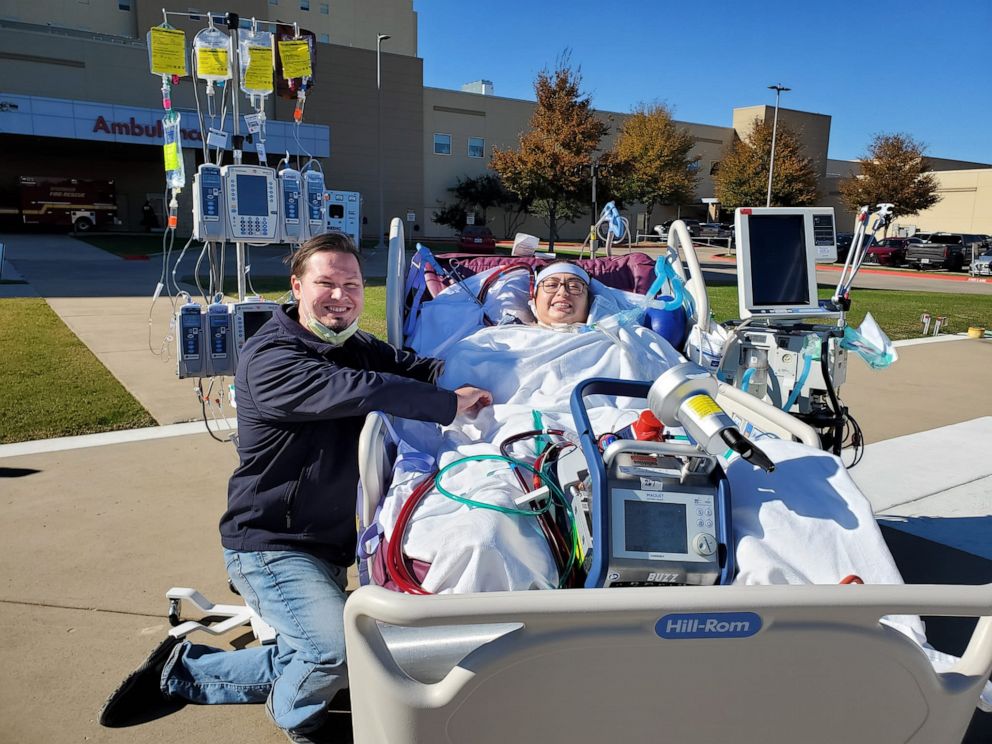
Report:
538,278,588,295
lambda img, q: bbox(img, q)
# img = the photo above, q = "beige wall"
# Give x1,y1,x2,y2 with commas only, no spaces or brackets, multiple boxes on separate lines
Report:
890,169,992,235
1,0,137,36
422,87,735,241
732,105,831,178
2,0,416,54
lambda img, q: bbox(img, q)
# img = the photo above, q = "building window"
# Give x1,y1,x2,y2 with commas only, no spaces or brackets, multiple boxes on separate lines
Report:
433,134,451,155
318,33,329,43
118,0,130,9
468,137,485,158
320,2,329,13
269,0,278,5
300,0,309,10
189,8,201,20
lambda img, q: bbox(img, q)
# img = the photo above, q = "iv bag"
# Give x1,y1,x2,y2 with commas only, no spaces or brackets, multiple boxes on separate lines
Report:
193,26,232,82
162,111,186,190
147,25,188,77
239,30,274,97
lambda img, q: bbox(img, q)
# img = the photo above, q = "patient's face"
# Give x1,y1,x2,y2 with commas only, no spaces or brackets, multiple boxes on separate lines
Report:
534,273,590,325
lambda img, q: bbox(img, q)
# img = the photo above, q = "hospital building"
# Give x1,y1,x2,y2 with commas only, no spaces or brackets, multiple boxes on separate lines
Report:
1,0,989,238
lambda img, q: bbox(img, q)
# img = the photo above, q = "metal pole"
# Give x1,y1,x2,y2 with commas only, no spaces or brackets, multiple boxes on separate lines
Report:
376,33,390,252
766,84,790,208
590,161,598,253
230,17,246,301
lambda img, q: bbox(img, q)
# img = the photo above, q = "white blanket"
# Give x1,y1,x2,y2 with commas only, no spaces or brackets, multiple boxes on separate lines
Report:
378,279,991,709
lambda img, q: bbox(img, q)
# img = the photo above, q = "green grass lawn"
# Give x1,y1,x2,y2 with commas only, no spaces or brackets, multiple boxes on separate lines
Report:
1,272,986,444
0,298,155,444
706,285,991,339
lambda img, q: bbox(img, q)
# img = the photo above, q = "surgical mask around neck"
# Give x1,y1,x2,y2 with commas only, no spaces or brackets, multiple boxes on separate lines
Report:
299,291,360,345
307,316,359,345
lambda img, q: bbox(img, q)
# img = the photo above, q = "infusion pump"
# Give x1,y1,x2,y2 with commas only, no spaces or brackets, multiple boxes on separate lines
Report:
176,299,279,379
192,164,328,244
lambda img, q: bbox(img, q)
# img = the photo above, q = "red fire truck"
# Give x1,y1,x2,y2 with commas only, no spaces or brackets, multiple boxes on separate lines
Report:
0,176,118,232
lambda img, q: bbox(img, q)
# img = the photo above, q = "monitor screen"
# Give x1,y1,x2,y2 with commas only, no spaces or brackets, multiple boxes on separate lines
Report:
242,308,274,340
236,175,269,217
328,204,345,219
747,214,810,306
624,500,687,554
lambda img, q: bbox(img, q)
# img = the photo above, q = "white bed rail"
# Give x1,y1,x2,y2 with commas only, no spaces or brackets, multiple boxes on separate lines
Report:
385,217,406,347
345,583,992,744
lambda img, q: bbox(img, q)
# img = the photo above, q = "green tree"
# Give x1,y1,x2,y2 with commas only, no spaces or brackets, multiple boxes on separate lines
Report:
604,103,699,219
490,58,608,249
838,133,940,220
715,117,818,208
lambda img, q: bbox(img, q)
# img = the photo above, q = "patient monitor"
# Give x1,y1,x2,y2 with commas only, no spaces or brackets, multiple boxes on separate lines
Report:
735,207,838,320
222,164,279,243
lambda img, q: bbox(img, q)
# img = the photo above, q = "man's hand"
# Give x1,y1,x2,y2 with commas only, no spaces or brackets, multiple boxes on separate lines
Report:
454,386,493,417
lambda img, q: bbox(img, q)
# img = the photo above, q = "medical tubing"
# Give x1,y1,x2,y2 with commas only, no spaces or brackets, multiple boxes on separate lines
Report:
819,337,847,458
497,430,572,581
531,446,570,580
385,472,437,595
783,349,813,411
535,443,581,587
435,454,555,516
478,263,535,311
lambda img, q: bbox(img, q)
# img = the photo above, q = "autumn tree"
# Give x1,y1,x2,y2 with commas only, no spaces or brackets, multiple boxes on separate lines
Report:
838,133,940,220
490,59,608,249
715,117,818,208
604,103,699,219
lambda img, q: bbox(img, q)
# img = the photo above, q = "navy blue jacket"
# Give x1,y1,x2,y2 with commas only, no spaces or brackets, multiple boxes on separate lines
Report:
220,305,457,566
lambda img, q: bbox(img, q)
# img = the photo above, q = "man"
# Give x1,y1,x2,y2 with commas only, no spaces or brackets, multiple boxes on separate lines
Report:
100,233,491,742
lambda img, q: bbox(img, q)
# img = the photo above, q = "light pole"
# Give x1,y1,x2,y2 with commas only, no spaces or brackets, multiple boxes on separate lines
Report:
375,33,391,251
766,84,790,208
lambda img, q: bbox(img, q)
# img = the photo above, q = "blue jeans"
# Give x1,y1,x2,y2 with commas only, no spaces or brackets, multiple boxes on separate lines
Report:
162,549,349,733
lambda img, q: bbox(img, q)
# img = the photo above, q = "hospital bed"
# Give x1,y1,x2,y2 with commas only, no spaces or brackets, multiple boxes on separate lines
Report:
346,218,992,743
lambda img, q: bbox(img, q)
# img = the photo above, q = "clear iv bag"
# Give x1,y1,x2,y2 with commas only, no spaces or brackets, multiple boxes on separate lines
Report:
163,111,186,190
239,30,274,97
193,26,232,83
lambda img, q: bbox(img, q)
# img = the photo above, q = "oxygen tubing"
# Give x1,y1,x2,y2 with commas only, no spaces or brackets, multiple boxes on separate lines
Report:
783,352,813,411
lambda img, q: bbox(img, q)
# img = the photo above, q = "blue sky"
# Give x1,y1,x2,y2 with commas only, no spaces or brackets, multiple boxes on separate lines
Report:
414,0,992,164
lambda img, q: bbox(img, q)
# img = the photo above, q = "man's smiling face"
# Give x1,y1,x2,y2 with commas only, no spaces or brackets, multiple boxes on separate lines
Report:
291,250,365,332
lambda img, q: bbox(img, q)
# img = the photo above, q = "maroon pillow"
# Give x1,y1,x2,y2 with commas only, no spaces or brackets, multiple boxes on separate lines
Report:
424,252,656,297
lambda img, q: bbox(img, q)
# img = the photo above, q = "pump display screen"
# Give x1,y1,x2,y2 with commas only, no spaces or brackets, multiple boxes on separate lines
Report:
236,175,269,216
747,215,809,306
242,308,274,340
624,500,688,554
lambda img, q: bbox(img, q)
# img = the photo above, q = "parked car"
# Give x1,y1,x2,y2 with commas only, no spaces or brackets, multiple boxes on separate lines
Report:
970,249,992,277
835,232,874,263
698,222,734,238
457,225,496,251
905,233,986,272
661,218,701,237
864,237,922,267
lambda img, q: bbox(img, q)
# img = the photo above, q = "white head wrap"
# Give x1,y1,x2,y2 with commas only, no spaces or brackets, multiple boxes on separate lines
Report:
534,262,591,288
